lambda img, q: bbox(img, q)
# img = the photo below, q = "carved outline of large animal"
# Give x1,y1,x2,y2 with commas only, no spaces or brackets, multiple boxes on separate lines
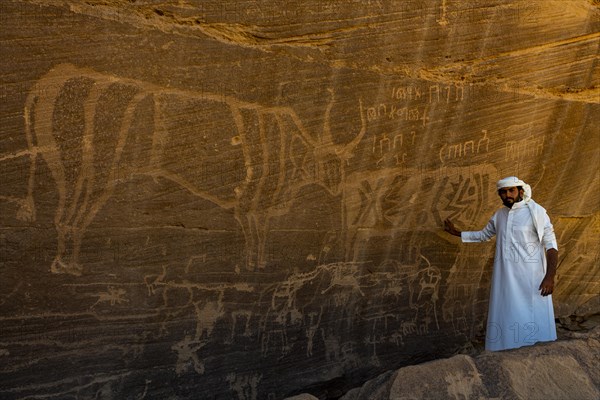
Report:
20,64,366,274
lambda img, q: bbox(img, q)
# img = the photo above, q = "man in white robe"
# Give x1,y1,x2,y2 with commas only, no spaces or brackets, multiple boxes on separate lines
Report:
444,176,559,351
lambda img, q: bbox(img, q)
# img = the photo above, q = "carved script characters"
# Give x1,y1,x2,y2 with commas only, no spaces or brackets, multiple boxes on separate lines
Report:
439,130,490,165
505,135,544,161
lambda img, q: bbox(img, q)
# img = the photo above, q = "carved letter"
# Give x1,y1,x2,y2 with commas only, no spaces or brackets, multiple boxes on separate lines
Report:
367,107,377,121
439,143,448,164
380,133,391,154
463,140,474,156
455,84,464,101
429,85,440,103
449,144,462,159
393,133,403,149
477,130,489,153
415,86,422,100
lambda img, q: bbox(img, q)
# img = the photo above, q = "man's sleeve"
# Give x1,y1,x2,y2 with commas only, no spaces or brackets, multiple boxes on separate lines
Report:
461,215,496,243
542,212,558,251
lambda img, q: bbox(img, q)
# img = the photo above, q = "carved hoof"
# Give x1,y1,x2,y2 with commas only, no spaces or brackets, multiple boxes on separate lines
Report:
50,257,83,276
158,325,169,338
16,198,36,222
246,259,267,270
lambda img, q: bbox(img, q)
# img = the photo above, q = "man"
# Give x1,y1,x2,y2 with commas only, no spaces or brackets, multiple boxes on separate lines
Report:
444,176,558,351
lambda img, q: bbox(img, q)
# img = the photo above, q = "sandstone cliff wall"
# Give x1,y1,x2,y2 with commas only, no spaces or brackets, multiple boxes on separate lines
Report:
1,1,598,399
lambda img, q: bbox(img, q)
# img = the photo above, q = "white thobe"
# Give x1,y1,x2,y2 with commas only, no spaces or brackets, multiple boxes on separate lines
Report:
461,200,558,351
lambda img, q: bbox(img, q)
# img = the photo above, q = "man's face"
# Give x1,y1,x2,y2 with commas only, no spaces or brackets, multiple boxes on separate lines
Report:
498,186,523,208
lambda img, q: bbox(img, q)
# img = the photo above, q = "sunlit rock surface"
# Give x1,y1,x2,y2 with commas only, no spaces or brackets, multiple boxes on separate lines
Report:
0,1,598,399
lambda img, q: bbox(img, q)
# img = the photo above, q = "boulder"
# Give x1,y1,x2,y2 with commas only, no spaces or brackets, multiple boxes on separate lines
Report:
341,328,600,400
284,394,320,400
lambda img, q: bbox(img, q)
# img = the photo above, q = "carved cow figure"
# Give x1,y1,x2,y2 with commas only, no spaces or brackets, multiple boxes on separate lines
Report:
20,64,366,274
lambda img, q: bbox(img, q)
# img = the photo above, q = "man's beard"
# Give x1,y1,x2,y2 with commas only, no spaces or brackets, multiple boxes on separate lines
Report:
503,195,523,208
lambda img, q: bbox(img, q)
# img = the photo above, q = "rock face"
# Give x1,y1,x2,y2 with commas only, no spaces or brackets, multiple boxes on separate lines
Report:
0,1,598,399
339,328,600,400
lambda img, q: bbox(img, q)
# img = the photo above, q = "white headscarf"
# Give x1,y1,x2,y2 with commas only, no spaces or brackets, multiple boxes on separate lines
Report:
496,176,532,202
497,176,545,242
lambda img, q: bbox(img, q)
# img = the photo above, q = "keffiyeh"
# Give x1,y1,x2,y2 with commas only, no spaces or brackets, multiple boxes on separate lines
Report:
496,176,532,202
497,176,545,242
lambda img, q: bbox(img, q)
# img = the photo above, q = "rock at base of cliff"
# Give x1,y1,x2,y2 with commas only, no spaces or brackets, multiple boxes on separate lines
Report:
339,327,600,400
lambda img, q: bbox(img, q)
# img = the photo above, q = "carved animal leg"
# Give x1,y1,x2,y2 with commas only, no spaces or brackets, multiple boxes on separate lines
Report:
341,186,364,263
254,213,269,269
50,225,67,274
27,68,73,273
47,88,95,274
236,210,255,271
344,229,357,262
19,103,38,222
235,208,269,270
74,91,149,273
50,225,83,275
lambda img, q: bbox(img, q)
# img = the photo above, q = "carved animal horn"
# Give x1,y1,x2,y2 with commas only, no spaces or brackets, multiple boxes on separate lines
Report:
321,88,335,146
337,97,367,159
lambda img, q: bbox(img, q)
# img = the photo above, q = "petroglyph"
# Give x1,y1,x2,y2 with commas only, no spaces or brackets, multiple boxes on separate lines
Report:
439,130,490,165
145,264,254,341
505,134,545,162
344,165,498,261
445,370,482,400
366,104,429,125
144,265,168,296
90,287,129,309
413,256,442,331
139,380,151,400
19,64,366,274
254,257,446,358
192,292,225,341
371,129,418,168
172,335,206,375
443,282,479,334
227,372,262,400
260,268,321,357
229,310,254,343
437,0,449,26
0,282,23,306
320,262,366,296
429,83,464,103
554,213,600,305
306,308,323,357
321,329,341,362
1,1,598,399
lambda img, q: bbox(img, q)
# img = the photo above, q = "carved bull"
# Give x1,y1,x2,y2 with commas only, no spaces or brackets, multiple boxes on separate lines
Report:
19,64,366,274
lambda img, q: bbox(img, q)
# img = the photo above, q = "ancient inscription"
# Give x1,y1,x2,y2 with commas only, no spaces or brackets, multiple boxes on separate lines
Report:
439,130,490,165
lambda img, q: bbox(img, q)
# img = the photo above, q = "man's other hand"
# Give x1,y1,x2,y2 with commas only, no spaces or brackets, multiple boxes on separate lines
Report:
539,275,555,296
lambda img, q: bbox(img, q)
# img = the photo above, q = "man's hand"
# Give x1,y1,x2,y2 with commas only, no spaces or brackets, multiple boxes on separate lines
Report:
539,248,558,296
444,219,461,237
539,275,554,296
